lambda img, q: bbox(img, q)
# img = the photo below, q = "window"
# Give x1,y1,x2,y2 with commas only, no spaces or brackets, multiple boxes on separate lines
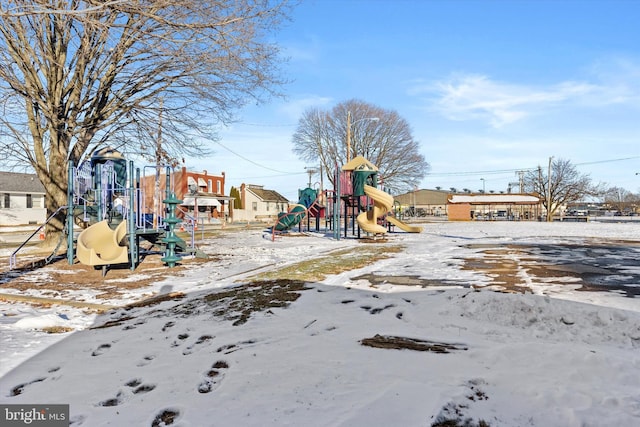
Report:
217,180,221,194
252,202,257,211
26,194,32,208
208,180,212,193
3,193,9,208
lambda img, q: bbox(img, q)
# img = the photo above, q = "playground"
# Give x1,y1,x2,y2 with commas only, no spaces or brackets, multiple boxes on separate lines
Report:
7,147,209,278
6,153,421,280
270,155,422,239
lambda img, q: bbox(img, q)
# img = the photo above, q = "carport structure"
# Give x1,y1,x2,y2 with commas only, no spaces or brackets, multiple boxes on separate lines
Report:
447,193,543,221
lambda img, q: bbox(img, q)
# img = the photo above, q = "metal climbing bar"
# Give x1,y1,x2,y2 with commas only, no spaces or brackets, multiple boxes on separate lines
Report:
9,206,68,270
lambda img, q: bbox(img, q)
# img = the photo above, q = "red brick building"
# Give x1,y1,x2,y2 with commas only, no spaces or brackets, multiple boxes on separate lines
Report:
140,167,231,222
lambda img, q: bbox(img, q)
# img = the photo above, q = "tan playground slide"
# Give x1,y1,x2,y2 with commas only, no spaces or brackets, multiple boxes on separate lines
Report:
357,185,423,234
357,185,394,235
385,215,423,233
76,220,129,266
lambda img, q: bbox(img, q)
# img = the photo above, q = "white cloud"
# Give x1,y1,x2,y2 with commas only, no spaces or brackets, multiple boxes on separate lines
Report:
415,73,597,128
584,55,640,106
410,57,640,129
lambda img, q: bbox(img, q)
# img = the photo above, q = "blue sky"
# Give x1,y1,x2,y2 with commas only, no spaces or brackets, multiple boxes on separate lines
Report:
189,0,640,200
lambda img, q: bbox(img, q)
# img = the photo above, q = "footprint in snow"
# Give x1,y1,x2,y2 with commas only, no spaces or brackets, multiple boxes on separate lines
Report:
182,335,214,355
197,360,229,394
151,409,181,427
10,377,46,396
136,354,156,367
91,343,111,356
97,380,156,407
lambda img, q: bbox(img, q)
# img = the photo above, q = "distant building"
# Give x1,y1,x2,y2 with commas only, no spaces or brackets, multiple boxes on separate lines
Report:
394,189,449,217
140,167,232,222
447,193,542,221
0,172,47,226
233,184,290,223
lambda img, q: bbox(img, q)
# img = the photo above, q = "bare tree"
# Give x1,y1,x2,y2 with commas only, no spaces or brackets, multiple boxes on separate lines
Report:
291,99,429,193
524,158,602,221
0,0,293,241
603,186,638,214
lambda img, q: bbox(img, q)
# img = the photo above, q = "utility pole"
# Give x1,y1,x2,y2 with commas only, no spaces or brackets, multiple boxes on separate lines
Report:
154,99,163,229
346,111,352,163
516,170,525,193
305,167,317,188
546,156,553,222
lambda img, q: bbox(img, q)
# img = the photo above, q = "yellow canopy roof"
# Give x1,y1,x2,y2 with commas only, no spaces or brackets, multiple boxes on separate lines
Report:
341,156,378,172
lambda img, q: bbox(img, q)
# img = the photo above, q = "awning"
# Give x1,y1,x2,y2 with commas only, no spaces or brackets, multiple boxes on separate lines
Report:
182,196,220,207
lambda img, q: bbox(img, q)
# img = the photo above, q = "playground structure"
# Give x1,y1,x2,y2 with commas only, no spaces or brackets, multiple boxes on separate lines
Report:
272,187,324,235
271,156,421,239
76,220,129,267
10,147,201,275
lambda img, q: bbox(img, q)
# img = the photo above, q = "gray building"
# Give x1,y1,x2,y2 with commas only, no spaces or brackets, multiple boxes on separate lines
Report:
394,189,450,217
0,172,47,226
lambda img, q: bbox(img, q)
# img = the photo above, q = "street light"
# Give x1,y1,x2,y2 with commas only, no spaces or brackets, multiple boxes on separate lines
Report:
346,111,379,163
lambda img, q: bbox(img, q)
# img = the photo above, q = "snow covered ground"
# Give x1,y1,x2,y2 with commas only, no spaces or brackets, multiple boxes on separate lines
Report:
1,220,639,426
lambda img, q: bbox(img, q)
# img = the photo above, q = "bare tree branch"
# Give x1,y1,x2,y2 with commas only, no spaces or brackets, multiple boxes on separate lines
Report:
0,0,294,238
292,99,429,193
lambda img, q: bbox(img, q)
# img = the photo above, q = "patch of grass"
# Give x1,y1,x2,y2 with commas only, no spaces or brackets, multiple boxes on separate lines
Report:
431,400,491,427
170,279,310,326
248,244,404,283
132,244,405,327
361,334,468,353
432,419,490,427
40,326,75,334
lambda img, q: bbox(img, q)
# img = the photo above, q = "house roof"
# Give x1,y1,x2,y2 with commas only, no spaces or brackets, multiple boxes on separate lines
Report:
246,185,289,203
395,189,450,205
0,172,46,193
449,194,541,204
182,192,234,206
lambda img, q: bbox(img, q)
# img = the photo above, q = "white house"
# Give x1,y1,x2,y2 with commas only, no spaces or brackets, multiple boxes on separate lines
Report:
0,172,47,226
232,183,289,223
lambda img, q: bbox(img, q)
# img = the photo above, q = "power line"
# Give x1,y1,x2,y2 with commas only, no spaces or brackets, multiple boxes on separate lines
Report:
428,168,533,177
428,156,640,178
239,122,297,127
212,140,304,175
574,156,640,167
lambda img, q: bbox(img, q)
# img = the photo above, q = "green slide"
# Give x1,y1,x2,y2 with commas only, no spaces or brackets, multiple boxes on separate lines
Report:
274,203,307,231
274,188,318,232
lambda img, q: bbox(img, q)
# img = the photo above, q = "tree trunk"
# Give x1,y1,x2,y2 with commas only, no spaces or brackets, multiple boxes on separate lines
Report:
42,152,69,247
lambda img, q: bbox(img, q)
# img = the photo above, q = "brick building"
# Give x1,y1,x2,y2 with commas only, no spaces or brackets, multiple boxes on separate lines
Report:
447,193,542,221
140,167,231,222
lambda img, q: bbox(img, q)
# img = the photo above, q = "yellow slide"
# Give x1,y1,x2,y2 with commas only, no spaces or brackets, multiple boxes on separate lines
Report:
385,215,423,233
76,220,129,266
356,185,422,234
357,185,395,234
